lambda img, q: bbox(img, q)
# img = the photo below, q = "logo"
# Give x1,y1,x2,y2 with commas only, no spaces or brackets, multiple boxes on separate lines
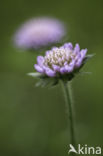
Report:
68,144,102,155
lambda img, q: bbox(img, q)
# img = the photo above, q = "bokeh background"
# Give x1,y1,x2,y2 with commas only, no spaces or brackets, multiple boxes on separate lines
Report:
0,0,103,155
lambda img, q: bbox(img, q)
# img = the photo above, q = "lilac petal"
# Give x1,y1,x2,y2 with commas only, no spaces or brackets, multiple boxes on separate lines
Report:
65,65,73,73
75,58,83,68
58,58,62,64
45,68,56,77
52,47,58,51
80,49,87,59
69,60,75,67
37,56,44,66
45,50,50,55
52,64,60,72
61,56,65,62
60,67,67,74
74,43,80,54
64,61,68,66
74,53,81,61
34,64,44,73
63,43,73,49
42,65,48,71
67,66,74,72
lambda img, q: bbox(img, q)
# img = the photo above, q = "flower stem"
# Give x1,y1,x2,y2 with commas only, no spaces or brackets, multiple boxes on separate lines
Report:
61,80,76,155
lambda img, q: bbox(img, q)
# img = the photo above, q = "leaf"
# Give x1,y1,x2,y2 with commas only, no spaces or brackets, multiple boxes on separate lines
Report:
35,80,43,87
41,78,51,87
35,77,59,88
42,78,59,87
83,53,95,64
51,79,59,86
79,71,92,75
27,72,42,78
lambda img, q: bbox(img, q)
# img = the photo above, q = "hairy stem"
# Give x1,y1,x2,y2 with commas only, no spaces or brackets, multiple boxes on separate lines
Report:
61,80,76,155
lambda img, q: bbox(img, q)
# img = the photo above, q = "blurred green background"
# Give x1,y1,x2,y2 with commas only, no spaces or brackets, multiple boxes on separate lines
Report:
0,0,103,155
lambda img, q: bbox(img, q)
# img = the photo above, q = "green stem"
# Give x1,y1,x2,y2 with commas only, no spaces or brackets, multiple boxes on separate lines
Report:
61,80,76,155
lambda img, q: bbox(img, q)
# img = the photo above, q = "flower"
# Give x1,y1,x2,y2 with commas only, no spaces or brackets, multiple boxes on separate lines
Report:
34,42,88,77
14,17,66,50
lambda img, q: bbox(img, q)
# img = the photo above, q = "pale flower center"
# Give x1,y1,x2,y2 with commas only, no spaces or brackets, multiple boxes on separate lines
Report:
44,48,76,68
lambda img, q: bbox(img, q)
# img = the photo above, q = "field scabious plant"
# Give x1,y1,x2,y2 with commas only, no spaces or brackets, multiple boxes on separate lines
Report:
29,42,93,155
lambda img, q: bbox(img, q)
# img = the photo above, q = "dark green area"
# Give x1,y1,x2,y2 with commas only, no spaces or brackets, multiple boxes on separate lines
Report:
0,0,103,155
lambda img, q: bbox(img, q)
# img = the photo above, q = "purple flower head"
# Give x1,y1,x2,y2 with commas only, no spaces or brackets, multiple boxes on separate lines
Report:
34,43,88,77
14,17,66,50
